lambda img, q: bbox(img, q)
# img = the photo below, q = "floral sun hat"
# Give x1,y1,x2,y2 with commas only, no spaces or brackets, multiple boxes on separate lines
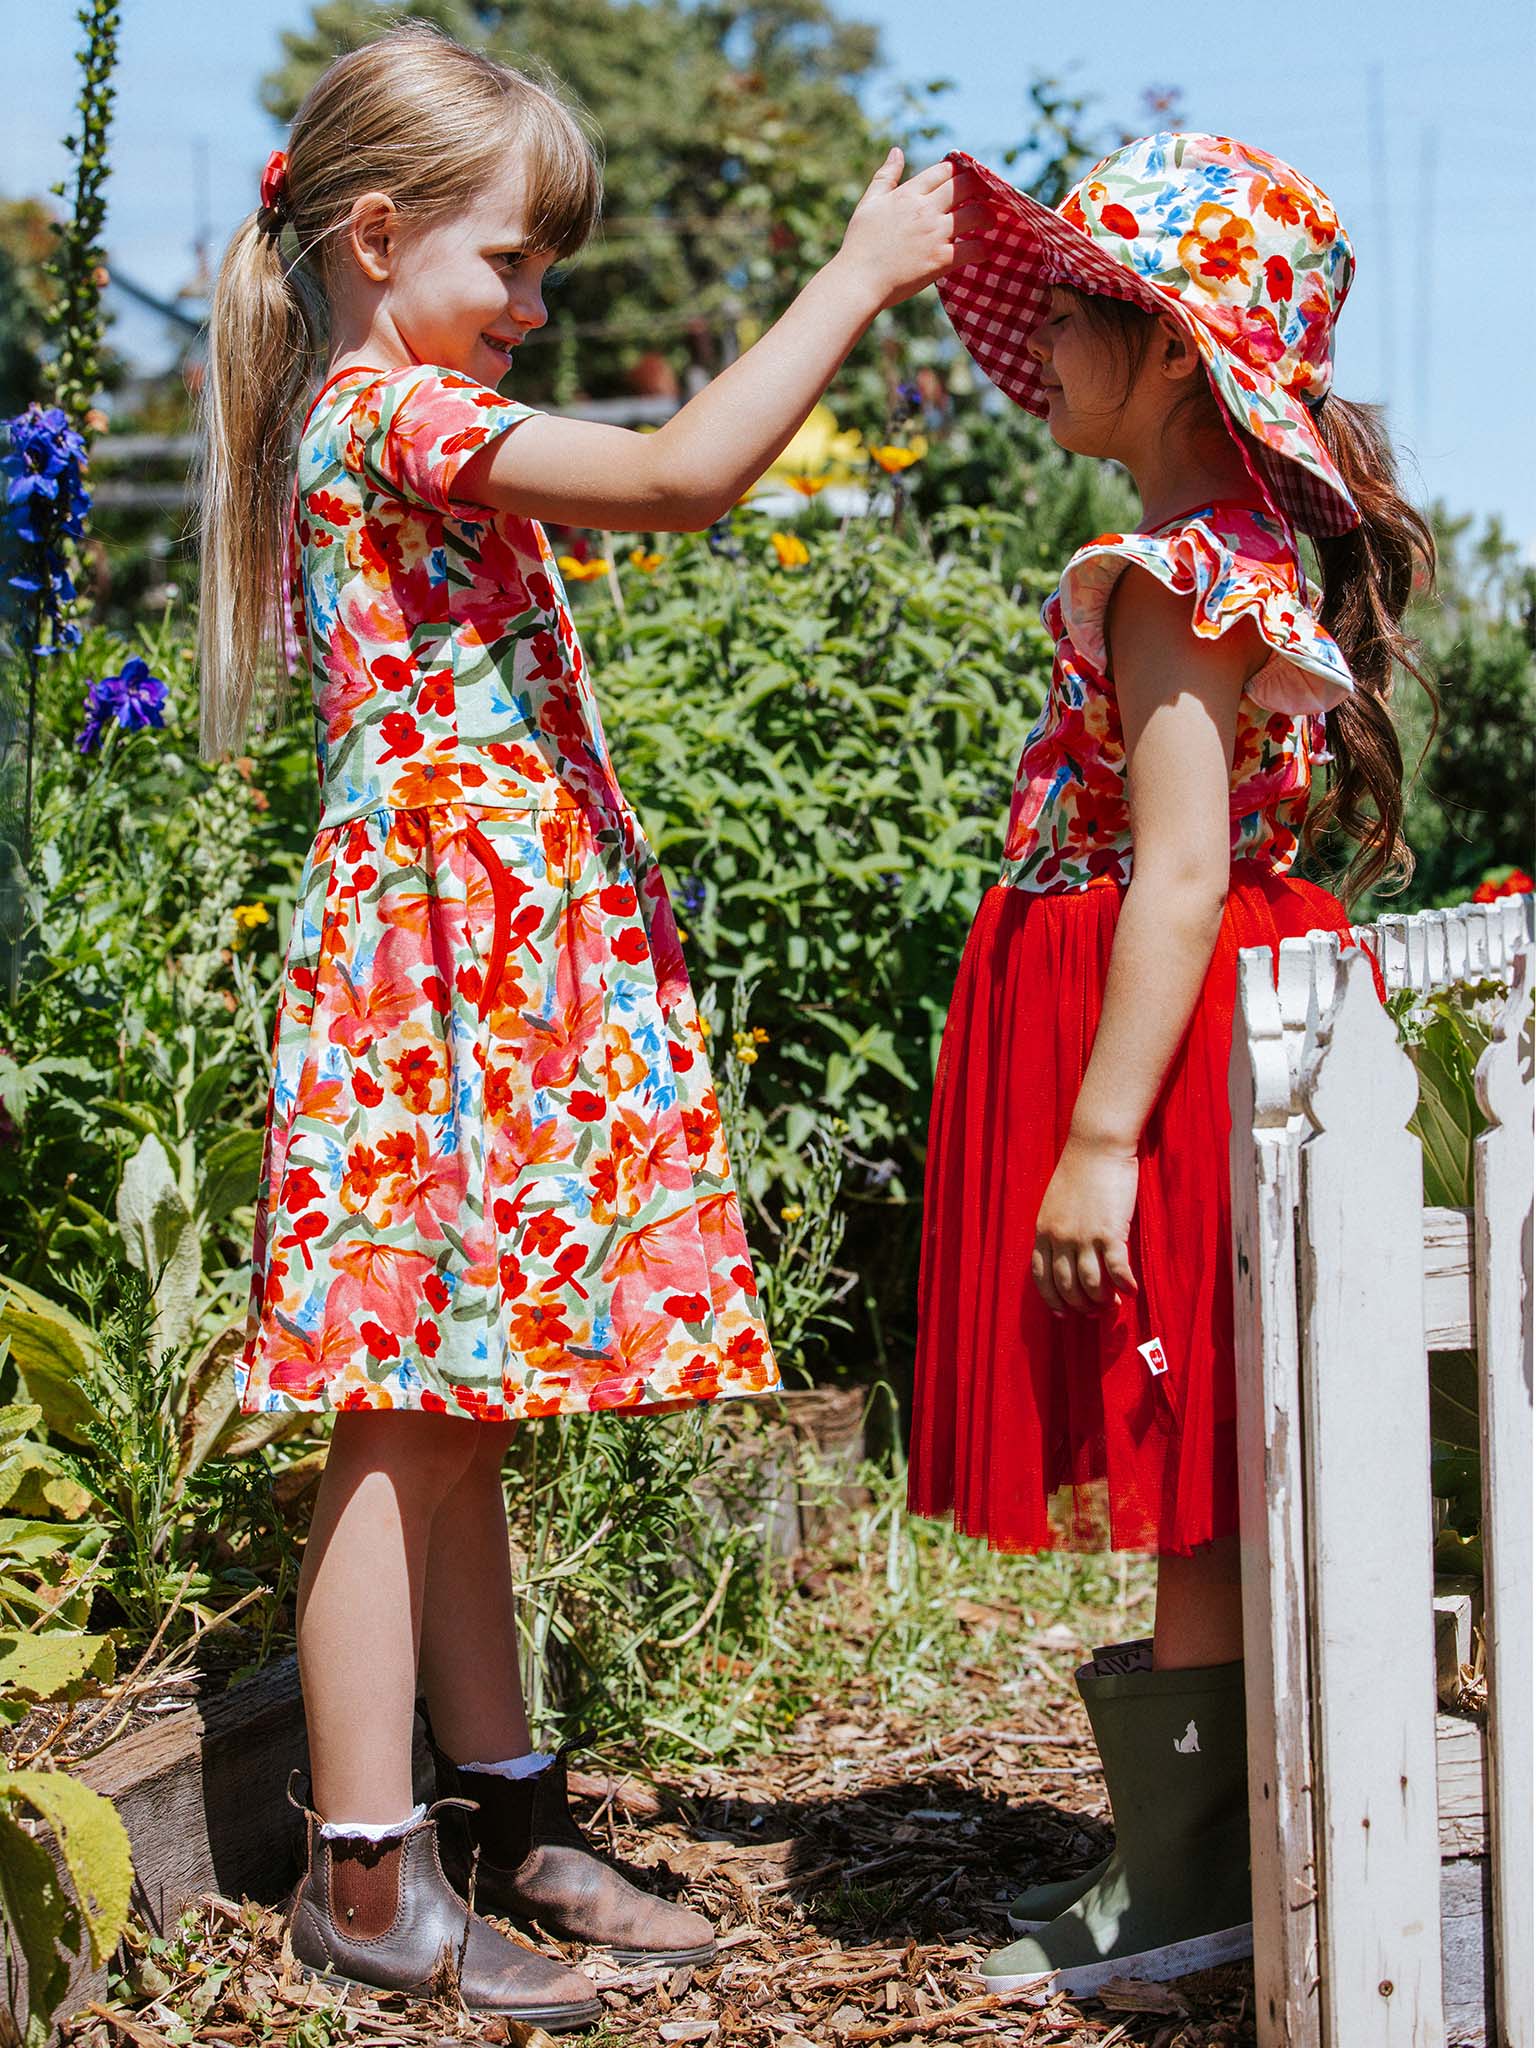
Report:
940,132,1360,536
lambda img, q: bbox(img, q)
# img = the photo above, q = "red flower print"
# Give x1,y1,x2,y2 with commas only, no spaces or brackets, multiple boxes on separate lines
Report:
372,654,416,692
279,1209,328,1268
284,1166,323,1209
665,1292,711,1321
599,883,636,915
387,1045,442,1114
307,488,350,528
1264,254,1293,302
681,1100,719,1160
415,1319,441,1356
421,1390,448,1413
527,631,564,682
343,1143,387,1203
418,669,454,718
377,1131,417,1178
522,1211,571,1255
569,1090,605,1122
1100,202,1139,238
377,711,422,762
613,928,650,965
451,1384,502,1422
725,1326,768,1375
589,1155,618,1204
670,1043,695,1073
527,571,554,611
423,1272,451,1311
731,1262,758,1295
360,1319,400,1359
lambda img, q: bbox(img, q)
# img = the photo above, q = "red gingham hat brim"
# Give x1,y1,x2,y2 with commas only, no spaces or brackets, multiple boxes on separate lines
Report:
938,152,1359,537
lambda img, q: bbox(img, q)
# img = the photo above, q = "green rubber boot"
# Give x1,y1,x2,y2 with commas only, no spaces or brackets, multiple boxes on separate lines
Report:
983,1659,1252,2001
1004,1637,1153,1933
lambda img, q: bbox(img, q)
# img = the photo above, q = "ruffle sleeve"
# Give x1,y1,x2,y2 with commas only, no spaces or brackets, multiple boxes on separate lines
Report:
346,363,538,516
1056,507,1354,715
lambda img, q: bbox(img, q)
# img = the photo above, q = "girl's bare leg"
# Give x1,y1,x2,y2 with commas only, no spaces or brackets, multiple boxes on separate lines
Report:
1153,1534,1244,1669
296,1410,480,1823
417,1420,532,1762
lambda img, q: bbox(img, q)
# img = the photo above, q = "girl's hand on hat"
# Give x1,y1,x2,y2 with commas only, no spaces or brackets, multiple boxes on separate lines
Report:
835,148,989,311
1032,1136,1140,1316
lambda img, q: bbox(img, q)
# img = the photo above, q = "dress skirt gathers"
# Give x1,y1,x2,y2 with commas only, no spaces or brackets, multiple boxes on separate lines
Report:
907,861,1368,1558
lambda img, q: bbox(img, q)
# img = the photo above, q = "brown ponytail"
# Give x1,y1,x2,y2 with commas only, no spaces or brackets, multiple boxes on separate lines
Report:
1301,395,1437,904
196,23,601,760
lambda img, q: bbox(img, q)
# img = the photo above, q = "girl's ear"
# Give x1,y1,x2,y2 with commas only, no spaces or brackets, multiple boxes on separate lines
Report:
346,191,398,283
1156,313,1203,383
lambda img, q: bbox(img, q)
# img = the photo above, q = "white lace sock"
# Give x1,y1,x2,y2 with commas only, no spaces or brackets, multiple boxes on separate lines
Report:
459,1750,557,1780
318,1802,427,1842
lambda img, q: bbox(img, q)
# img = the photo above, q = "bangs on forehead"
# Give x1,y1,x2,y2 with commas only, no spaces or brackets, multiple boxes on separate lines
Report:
506,89,602,258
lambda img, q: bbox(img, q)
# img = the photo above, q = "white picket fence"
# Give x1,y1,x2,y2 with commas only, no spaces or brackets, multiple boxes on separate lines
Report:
1229,892,1534,2048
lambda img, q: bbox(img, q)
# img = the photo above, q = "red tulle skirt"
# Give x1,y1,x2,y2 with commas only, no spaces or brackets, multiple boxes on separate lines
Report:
907,862,1368,1558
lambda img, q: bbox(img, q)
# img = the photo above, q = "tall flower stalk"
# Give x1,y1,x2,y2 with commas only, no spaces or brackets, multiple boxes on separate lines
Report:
44,0,121,440
1,3,118,994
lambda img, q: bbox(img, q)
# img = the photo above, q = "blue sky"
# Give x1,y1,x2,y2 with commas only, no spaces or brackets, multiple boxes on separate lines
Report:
4,0,1532,546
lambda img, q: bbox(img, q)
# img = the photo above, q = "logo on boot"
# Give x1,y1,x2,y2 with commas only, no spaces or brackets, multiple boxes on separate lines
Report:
1174,1719,1201,1754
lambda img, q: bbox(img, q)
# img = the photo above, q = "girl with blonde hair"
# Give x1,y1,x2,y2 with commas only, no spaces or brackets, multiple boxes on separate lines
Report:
202,21,976,2025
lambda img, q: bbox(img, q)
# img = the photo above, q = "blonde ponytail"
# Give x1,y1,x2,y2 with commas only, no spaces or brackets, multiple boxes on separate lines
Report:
197,215,326,757
195,22,601,759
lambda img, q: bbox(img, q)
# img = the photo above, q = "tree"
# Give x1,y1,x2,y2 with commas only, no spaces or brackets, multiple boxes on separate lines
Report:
262,0,893,403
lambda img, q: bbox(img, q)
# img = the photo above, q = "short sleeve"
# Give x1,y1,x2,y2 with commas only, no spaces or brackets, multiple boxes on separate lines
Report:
346,364,538,515
1056,509,1354,715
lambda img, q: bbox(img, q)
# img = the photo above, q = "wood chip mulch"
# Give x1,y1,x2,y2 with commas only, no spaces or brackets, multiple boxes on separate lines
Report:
63,1640,1255,2048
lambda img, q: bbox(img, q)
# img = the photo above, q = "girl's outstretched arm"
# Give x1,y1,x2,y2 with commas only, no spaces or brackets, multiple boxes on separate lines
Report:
455,151,982,531
1031,571,1266,1317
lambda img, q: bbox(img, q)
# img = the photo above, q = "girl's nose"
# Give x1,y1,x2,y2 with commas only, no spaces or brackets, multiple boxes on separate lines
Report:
1025,323,1052,367
514,289,548,335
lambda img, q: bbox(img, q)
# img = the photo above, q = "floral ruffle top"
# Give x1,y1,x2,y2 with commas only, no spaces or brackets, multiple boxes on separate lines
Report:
1001,502,1354,892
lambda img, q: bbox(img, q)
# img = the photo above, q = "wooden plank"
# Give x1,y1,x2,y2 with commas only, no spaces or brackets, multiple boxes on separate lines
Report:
1230,946,1319,2048
1423,1206,1475,1351
1472,946,1534,2048
1440,1857,1494,2048
1436,1713,1487,1858
1297,949,1444,2047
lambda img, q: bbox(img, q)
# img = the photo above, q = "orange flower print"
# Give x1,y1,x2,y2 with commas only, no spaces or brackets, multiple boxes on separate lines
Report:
1177,203,1259,287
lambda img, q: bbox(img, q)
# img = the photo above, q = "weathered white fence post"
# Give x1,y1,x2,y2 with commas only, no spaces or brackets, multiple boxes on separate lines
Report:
1473,947,1534,2048
1298,950,1444,2045
1231,895,1534,2048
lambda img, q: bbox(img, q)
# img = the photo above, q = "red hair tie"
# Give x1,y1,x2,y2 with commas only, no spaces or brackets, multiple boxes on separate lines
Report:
259,149,290,222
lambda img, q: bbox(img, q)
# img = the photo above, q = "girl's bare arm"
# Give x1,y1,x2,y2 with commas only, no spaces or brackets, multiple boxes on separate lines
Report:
1069,575,1263,1150
455,153,981,531
1032,570,1265,1314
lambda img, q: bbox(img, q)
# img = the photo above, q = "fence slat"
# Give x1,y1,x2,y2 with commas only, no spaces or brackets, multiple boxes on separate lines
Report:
1422,1206,1475,1351
1472,945,1534,2048
1231,948,1319,2047
1297,950,1444,2047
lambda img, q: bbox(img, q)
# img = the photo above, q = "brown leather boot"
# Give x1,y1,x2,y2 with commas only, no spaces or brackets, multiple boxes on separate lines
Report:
286,1778,602,2027
431,1740,716,1965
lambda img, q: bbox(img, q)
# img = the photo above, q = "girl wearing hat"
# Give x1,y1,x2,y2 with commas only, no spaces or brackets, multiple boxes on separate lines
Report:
908,133,1432,1998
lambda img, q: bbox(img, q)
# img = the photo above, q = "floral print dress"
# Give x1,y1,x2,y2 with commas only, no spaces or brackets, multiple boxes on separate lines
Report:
238,362,779,1420
1001,500,1353,892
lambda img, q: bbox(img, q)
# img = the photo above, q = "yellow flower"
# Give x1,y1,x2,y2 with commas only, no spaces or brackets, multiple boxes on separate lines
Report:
677,926,689,944
869,439,925,474
232,902,270,933
770,531,810,570
735,1045,759,1065
628,548,663,573
751,1027,770,1044
788,474,827,498
780,1203,804,1223
557,554,609,583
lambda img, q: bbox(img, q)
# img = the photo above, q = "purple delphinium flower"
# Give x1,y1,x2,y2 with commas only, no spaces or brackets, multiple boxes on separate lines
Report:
77,655,169,754
2,405,91,656
681,873,706,917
